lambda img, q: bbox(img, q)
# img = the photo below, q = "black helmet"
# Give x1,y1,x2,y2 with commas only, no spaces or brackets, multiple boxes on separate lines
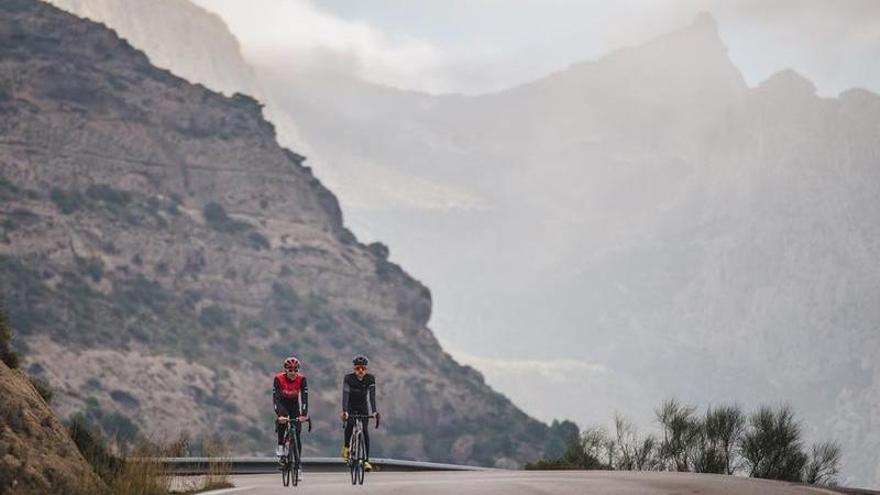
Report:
352,355,369,366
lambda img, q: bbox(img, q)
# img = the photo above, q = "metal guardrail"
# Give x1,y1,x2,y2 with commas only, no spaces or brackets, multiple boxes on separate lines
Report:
161,457,493,475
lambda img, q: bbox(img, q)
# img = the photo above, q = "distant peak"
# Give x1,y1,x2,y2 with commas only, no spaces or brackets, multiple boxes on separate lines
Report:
759,69,817,95
692,11,720,32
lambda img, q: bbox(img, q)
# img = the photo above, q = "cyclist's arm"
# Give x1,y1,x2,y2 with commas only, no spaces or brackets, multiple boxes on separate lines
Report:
342,376,351,412
368,378,377,414
300,376,309,416
273,376,285,415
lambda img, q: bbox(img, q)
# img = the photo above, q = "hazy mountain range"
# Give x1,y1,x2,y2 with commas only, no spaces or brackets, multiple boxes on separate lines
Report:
33,0,880,486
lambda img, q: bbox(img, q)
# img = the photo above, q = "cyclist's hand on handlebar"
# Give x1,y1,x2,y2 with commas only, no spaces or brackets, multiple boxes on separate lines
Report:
296,415,309,423
340,412,349,421
277,416,289,423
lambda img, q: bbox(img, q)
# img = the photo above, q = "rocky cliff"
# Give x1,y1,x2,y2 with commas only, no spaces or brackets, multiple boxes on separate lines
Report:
0,0,570,467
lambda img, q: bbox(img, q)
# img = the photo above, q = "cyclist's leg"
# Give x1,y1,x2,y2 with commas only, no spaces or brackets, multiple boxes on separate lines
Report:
275,403,290,447
343,418,354,449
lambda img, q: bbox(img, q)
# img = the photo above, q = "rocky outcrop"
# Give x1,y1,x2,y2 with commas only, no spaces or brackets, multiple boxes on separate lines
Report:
0,360,103,494
0,0,567,467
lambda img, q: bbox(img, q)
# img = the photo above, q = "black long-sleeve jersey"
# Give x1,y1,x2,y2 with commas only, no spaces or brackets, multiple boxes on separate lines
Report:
342,373,376,414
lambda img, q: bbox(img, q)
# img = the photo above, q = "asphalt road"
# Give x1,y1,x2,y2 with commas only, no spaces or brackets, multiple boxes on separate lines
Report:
204,471,842,495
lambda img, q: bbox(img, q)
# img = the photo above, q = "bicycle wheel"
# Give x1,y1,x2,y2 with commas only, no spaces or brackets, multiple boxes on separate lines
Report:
356,433,366,485
291,434,300,487
282,459,290,487
349,434,360,485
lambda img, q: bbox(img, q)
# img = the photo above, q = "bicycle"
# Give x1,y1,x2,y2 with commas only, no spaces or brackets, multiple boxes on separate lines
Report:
344,413,379,485
278,416,311,487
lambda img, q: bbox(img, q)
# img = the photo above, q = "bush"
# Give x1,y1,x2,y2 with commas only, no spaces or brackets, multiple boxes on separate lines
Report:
50,187,84,214
29,375,53,403
203,202,252,233
86,184,131,205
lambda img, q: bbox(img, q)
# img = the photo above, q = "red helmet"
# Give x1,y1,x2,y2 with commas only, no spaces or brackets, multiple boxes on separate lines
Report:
283,356,300,372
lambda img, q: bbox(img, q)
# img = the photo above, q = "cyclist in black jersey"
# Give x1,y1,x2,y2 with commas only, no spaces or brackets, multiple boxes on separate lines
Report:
340,355,378,471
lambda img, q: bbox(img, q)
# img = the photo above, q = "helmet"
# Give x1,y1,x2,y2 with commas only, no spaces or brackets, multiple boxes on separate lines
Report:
352,355,369,366
283,356,301,371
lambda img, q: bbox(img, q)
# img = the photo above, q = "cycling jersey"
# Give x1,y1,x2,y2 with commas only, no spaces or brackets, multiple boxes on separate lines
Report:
342,373,376,414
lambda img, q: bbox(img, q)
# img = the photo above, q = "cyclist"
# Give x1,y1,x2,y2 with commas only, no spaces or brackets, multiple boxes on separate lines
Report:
274,356,309,480
340,355,379,471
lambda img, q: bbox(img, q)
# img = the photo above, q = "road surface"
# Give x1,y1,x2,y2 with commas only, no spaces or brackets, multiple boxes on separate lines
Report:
203,471,841,494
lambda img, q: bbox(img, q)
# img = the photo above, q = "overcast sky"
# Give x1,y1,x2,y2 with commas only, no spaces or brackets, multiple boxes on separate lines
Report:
192,0,879,96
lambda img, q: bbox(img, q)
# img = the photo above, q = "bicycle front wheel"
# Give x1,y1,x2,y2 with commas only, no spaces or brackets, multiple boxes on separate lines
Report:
291,438,300,487
349,436,361,485
356,433,367,485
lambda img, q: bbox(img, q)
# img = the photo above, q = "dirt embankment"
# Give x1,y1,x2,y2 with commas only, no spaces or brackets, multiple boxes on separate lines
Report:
0,360,103,494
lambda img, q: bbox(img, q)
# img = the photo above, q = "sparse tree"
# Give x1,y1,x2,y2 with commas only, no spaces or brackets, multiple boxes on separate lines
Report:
613,413,658,471
656,399,700,472
563,426,613,470
740,405,807,482
692,405,745,474
803,441,842,486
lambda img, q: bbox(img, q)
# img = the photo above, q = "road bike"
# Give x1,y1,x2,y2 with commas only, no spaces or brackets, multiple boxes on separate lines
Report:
278,416,311,487
344,413,379,485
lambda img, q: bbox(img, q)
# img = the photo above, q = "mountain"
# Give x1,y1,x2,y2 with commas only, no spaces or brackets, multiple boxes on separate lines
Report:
253,14,880,487
44,0,314,162
0,0,573,468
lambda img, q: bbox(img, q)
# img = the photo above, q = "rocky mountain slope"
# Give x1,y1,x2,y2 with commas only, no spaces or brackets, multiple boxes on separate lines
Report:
0,360,103,494
0,0,572,467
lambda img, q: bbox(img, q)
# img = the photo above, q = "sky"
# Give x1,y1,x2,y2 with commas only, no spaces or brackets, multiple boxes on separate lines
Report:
192,0,880,96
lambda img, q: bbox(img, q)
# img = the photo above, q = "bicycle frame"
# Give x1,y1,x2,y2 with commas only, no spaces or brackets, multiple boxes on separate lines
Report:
345,414,377,485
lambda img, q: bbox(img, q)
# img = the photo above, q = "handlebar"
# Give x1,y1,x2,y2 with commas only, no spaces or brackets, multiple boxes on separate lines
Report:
278,416,312,432
344,413,380,429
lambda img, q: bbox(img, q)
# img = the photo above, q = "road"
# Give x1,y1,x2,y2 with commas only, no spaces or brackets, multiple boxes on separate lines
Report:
204,471,842,494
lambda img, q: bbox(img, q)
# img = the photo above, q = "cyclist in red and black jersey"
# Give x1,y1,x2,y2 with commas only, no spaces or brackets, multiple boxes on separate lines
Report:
274,356,309,468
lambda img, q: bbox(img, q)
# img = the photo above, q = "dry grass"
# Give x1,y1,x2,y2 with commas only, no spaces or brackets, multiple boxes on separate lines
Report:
69,428,235,495
201,437,233,491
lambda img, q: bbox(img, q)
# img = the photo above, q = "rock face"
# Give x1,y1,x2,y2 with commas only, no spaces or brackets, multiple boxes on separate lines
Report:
0,0,569,467
0,360,103,494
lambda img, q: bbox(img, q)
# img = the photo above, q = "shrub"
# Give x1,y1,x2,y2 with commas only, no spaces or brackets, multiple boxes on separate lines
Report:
249,231,270,250
199,305,233,329
50,187,84,214
86,184,131,205
29,375,53,403
203,202,252,233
